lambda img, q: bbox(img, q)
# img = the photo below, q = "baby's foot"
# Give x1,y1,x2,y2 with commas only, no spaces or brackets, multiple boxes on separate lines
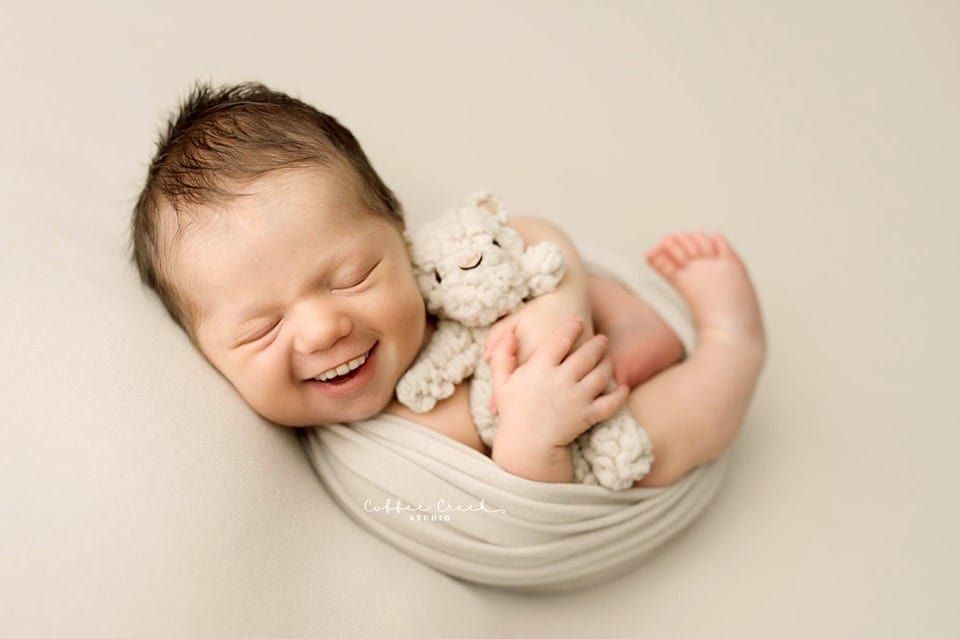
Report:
589,273,685,388
645,232,767,357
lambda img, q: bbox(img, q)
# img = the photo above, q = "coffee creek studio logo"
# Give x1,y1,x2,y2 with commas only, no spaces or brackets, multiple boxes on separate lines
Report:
363,496,507,523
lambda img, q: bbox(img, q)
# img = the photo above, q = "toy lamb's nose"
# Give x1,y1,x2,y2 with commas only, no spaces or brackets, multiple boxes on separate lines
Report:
458,250,483,270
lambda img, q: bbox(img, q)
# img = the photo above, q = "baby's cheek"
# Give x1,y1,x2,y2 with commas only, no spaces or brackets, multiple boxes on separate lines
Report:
238,355,302,425
395,288,426,347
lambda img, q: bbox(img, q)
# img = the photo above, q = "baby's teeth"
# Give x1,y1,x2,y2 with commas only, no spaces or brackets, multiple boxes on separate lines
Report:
316,352,368,381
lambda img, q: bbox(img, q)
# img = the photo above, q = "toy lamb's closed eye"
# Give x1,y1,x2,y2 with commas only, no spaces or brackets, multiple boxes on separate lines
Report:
395,191,654,490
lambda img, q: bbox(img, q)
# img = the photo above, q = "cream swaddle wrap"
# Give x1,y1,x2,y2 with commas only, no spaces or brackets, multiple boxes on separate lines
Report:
300,239,729,593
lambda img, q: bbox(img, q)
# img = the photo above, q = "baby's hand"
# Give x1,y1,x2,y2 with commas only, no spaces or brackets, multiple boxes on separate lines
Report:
486,317,629,452
481,289,594,415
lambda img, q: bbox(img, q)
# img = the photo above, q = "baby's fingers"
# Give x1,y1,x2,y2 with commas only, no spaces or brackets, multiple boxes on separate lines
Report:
530,317,584,367
589,383,630,423
562,334,608,381
483,314,520,360
488,330,518,399
579,356,615,398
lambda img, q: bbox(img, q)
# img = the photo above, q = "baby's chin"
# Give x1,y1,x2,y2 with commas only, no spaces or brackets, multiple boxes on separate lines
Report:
302,385,396,427
334,396,390,424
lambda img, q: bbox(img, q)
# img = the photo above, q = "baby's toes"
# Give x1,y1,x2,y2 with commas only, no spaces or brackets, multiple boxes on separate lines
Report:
646,247,678,278
662,236,691,267
710,233,732,257
673,233,701,259
644,244,667,264
690,231,717,258
709,233,749,269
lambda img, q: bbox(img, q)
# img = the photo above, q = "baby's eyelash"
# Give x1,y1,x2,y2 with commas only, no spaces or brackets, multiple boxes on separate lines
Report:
341,260,380,288
346,272,369,287
252,320,281,342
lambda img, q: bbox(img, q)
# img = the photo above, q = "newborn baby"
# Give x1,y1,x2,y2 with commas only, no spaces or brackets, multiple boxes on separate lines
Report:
131,81,766,487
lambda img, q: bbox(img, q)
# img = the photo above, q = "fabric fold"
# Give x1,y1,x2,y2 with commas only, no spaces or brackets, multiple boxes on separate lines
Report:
300,241,729,593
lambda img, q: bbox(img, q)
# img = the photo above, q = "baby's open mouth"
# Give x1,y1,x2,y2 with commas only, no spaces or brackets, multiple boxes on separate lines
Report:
306,343,377,385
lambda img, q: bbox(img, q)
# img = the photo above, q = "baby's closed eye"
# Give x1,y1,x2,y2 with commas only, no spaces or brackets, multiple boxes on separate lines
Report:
244,319,282,344
336,259,381,289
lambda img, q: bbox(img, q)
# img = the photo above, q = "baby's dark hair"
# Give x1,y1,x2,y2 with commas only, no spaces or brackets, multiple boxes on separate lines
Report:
129,79,404,347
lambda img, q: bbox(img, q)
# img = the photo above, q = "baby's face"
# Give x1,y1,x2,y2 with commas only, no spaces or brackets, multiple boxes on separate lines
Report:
173,165,426,426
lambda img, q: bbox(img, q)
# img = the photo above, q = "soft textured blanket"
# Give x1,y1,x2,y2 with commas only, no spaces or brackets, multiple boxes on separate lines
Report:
300,240,730,593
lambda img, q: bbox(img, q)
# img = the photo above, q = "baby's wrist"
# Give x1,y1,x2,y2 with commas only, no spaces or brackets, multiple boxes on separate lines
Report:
491,429,573,483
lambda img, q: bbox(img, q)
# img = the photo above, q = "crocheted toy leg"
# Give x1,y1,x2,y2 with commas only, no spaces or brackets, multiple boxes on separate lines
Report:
578,409,654,491
571,439,599,486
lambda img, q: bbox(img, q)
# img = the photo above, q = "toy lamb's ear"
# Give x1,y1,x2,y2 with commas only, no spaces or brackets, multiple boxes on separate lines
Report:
467,190,508,224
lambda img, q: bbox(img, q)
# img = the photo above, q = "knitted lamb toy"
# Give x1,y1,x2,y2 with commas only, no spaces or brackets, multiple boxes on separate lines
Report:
395,191,654,490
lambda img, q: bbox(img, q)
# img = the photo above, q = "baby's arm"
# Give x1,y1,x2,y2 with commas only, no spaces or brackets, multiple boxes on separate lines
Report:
480,215,606,478
482,216,597,366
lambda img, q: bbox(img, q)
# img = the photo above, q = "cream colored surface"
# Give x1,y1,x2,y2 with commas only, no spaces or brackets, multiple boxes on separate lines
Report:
1,1,957,636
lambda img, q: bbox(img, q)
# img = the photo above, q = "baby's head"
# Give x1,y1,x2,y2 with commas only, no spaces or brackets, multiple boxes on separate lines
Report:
130,81,427,427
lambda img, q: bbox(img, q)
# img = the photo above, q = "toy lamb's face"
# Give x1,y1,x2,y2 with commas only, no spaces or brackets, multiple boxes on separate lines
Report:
405,202,531,327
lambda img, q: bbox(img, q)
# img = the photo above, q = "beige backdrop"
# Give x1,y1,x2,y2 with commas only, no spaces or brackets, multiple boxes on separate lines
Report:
1,1,957,637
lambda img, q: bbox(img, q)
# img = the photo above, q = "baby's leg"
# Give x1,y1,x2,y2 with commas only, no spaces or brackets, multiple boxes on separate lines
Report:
588,272,686,388
627,232,767,487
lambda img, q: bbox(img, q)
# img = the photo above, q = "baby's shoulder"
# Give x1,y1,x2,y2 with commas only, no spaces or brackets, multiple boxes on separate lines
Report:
384,381,489,456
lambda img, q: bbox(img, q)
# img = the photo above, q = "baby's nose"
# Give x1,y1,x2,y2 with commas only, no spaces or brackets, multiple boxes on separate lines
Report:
458,249,483,270
291,300,352,354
